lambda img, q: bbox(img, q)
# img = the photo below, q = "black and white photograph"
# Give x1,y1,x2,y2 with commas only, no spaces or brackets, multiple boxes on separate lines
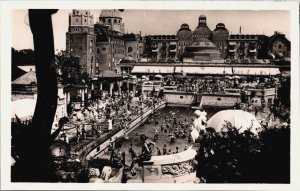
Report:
1,1,300,190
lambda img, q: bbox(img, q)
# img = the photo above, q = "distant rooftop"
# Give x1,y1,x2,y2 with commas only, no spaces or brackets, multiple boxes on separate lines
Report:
17,65,35,73
12,71,36,85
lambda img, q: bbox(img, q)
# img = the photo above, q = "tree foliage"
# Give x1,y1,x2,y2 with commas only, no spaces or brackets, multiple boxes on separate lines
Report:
56,50,89,85
196,123,290,183
11,48,35,80
11,48,35,66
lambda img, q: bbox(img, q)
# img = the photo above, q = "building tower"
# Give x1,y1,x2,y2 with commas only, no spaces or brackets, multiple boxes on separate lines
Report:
193,15,212,41
99,9,125,34
66,9,96,77
212,23,229,58
94,9,126,72
177,23,193,57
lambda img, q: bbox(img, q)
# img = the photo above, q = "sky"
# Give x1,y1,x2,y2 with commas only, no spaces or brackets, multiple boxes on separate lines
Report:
12,9,290,52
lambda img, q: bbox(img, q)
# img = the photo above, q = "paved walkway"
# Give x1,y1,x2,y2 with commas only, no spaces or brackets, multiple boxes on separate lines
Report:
66,97,164,160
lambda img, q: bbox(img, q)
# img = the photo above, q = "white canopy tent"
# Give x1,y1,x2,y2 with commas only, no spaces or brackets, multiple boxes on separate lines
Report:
232,67,280,76
206,109,262,135
174,67,233,75
131,66,175,74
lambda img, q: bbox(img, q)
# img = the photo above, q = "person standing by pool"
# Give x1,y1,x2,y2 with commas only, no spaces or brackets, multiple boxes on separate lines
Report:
153,129,158,141
108,116,113,136
163,144,167,155
156,147,162,156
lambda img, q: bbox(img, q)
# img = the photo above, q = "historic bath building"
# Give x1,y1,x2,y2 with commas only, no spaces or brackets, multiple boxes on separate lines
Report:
66,10,96,76
66,9,142,77
176,15,229,60
211,23,229,58
66,10,290,76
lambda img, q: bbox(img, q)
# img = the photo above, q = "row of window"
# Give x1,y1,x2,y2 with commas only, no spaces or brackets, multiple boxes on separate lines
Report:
193,34,210,38
274,44,284,49
73,10,89,15
100,18,121,24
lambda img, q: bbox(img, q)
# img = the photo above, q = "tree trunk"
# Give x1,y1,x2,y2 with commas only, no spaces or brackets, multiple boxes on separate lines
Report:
12,9,58,182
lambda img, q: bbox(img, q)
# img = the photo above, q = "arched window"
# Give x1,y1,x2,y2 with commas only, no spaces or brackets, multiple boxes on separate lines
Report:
114,19,117,23
108,19,111,23
128,47,133,53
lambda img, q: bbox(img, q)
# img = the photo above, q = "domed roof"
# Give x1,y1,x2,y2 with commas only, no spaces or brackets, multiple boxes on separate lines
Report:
194,26,211,34
181,23,189,27
214,23,227,31
178,23,191,31
199,14,206,19
193,26,212,41
100,9,122,18
206,110,262,135
189,38,216,48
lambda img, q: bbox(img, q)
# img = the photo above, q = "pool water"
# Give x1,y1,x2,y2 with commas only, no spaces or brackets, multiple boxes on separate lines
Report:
102,107,218,165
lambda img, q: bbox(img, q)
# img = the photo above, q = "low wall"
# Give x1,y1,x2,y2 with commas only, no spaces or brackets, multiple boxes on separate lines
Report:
200,94,241,108
84,102,166,160
164,91,195,106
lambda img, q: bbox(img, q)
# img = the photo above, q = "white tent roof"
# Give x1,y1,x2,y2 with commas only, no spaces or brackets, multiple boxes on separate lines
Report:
175,67,232,75
131,66,174,74
174,67,280,76
206,109,262,135
233,67,280,76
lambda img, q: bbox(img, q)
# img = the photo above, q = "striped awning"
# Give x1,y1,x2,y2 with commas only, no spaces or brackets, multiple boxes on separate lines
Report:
175,67,233,75
131,66,175,74
232,67,280,75
175,66,280,76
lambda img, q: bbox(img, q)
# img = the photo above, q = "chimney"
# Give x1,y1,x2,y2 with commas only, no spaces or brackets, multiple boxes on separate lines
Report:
239,26,241,35
139,31,141,37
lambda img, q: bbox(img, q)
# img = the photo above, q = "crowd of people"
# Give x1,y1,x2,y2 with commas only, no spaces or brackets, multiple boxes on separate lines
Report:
164,75,279,96
59,90,164,146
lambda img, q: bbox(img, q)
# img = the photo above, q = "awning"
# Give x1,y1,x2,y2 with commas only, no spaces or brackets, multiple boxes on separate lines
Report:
175,67,233,75
233,67,280,75
174,66,280,76
131,66,175,74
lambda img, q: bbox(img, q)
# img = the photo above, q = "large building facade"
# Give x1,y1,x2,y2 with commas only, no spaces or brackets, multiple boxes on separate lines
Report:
143,35,177,62
225,32,290,60
66,10,96,76
176,15,229,60
66,9,142,77
177,23,193,58
66,10,291,76
267,31,291,58
211,23,229,58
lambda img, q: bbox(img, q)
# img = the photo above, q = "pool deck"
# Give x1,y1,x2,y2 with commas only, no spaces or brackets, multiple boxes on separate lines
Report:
69,100,167,161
